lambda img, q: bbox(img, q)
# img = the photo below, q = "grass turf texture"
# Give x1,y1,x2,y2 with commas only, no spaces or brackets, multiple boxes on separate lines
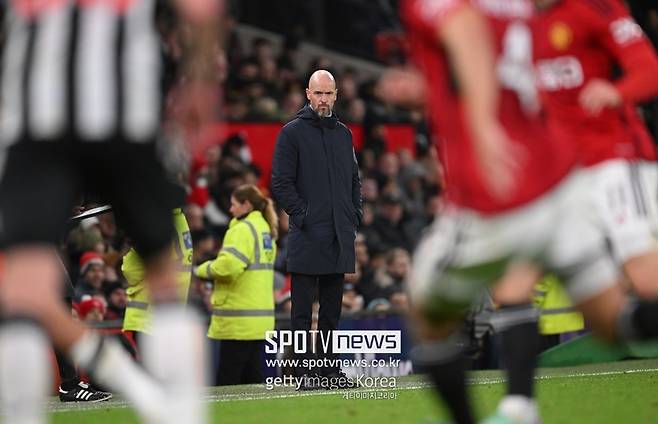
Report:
50,359,658,424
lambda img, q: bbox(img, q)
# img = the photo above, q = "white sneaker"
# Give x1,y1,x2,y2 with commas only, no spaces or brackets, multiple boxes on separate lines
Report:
482,395,541,424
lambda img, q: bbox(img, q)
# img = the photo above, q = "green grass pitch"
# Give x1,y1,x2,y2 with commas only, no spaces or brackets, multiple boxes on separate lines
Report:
50,359,658,423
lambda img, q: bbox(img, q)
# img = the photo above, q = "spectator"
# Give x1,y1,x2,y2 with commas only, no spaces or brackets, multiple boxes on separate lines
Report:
74,252,106,302
68,217,105,255
104,282,128,322
341,283,364,314
76,297,106,323
369,193,415,252
191,229,217,265
373,151,401,191
353,233,380,306
184,204,206,232
362,177,380,203
372,248,410,303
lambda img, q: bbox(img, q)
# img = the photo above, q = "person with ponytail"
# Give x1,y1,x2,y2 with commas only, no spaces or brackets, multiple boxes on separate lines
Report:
194,184,277,386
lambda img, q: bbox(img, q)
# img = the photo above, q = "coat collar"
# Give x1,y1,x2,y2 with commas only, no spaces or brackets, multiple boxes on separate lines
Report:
229,210,262,228
296,104,339,129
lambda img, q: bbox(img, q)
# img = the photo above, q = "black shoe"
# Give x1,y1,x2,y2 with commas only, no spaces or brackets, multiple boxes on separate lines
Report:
58,381,113,402
296,373,323,391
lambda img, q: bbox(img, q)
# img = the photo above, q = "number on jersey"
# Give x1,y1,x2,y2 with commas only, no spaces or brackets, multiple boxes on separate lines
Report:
497,22,540,115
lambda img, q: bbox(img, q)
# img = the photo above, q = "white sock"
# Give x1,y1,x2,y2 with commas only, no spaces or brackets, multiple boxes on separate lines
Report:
143,306,208,424
70,332,165,423
0,321,50,424
498,395,540,424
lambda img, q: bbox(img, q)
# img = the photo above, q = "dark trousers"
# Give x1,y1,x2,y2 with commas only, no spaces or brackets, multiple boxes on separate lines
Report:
291,273,344,376
55,349,79,391
216,340,264,386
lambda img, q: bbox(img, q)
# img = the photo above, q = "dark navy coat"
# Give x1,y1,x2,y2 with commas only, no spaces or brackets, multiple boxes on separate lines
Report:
271,105,362,275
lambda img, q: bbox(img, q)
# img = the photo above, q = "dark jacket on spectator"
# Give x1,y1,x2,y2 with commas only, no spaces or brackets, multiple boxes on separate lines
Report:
368,215,416,253
272,104,362,274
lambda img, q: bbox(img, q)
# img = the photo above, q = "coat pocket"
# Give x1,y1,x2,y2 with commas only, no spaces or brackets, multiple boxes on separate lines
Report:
291,213,305,229
291,201,309,229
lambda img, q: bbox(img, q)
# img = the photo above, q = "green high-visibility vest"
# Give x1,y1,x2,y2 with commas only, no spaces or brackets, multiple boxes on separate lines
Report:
534,275,584,335
197,210,276,340
122,208,193,333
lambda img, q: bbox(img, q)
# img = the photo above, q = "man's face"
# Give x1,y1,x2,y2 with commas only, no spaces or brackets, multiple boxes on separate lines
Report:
306,77,337,117
388,254,410,279
109,289,128,309
85,265,105,289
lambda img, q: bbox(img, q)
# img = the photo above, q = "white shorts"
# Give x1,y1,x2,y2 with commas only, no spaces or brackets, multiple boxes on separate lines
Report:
585,159,657,263
409,170,619,318
634,160,658,238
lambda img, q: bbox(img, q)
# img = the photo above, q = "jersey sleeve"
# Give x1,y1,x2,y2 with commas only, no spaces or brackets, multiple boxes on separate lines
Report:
583,0,658,102
196,223,252,282
405,0,469,40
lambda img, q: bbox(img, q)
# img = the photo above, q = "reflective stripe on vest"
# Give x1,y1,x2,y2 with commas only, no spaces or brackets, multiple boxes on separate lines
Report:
242,220,261,263
221,247,250,266
212,308,274,317
127,301,149,311
233,219,273,271
541,306,578,315
248,263,273,270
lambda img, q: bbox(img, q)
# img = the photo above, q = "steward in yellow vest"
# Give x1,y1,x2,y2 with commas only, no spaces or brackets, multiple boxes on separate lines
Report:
534,275,584,336
195,184,277,386
122,209,193,337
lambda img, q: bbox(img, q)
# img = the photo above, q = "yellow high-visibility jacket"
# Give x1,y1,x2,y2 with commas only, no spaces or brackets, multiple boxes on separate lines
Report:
122,208,193,333
534,275,584,335
196,210,276,340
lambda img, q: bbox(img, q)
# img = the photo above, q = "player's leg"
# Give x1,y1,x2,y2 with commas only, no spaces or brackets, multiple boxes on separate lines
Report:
105,142,207,424
590,160,658,299
551,167,658,344
482,174,586,424
0,145,89,424
410,312,474,424
0,246,58,424
575,282,658,343
0,145,163,423
409,211,520,424
486,263,542,424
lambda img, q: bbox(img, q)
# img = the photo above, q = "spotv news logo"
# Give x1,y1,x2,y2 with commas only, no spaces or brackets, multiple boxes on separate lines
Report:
264,330,401,354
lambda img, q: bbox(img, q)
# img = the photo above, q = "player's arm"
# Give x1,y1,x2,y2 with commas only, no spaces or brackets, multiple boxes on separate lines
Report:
169,0,223,137
579,1,658,114
172,0,222,82
376,68,428,107
440,5,523,200
440,6,498,140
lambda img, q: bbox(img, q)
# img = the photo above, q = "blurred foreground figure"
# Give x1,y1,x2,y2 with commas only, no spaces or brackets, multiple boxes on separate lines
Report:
0,1,221,423
377,0,658,423
533,0,658,298
484,1,658,423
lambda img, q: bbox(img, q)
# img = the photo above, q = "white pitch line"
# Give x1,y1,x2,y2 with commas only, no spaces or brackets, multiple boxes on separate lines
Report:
49,367,658,413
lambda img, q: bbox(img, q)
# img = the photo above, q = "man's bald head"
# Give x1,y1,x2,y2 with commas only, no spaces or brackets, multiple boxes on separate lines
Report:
308,70,336,90
306,69,338,117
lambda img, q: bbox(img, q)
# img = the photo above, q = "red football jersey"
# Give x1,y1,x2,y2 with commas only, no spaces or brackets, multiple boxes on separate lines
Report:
533,0,658,165
402,0,575,214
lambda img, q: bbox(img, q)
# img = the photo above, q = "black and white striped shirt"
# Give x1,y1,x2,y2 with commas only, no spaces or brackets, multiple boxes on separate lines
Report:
1,0,166,145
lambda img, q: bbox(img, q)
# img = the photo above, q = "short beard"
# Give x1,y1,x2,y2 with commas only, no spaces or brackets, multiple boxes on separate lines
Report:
314,106,331,118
